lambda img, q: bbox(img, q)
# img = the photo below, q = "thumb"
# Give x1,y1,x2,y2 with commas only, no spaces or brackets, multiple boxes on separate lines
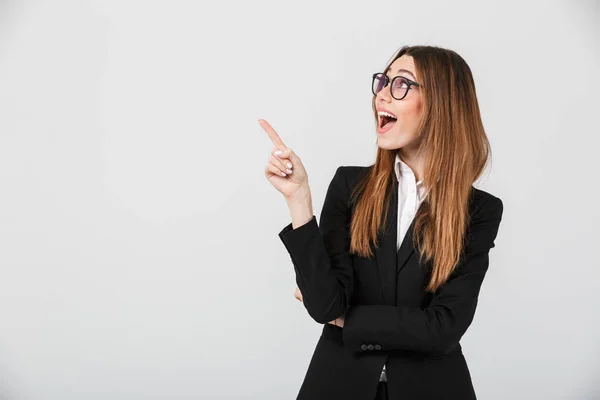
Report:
279,147,298,163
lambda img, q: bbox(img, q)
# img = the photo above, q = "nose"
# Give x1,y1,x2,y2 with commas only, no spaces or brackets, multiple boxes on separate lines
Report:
376,86,392,103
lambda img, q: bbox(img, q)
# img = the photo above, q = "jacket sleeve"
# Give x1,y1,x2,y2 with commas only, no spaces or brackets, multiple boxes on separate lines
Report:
278,166,354,324
342,195,504,355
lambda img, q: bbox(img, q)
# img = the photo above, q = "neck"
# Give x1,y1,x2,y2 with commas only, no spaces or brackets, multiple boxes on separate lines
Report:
397,149,425,182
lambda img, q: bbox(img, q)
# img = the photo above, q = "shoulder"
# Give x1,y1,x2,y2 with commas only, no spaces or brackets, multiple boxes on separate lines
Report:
333,167,503,219
470,187,503,219
468,189,504,248
333,165,372,189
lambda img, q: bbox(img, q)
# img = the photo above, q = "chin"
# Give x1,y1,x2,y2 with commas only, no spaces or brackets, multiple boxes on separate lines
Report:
377,133,404,149
379,130,421,150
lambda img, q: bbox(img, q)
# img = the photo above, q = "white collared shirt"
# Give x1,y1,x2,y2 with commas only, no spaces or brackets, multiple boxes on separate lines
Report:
380,152,428,382
395,152,428,250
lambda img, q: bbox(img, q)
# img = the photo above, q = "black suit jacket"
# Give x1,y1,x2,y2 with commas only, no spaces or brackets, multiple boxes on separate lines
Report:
278,165,504,400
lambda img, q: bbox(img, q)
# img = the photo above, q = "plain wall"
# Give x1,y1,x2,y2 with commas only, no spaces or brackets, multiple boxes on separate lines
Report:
0,0,598,398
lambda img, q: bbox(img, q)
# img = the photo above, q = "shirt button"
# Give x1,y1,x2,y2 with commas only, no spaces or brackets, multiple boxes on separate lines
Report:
375,344,382,350
367,344,375,350
360,344,368,351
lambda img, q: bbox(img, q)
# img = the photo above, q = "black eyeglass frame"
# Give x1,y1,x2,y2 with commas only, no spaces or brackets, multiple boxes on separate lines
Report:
371,72,421,100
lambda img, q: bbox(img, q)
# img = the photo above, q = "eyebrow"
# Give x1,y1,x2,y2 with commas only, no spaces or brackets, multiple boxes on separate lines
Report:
385,68,416,80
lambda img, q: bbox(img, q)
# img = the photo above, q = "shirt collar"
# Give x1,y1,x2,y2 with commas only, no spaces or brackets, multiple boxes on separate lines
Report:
394,153,427,199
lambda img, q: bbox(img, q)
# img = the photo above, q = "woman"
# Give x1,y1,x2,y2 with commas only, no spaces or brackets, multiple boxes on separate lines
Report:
260,45,504,400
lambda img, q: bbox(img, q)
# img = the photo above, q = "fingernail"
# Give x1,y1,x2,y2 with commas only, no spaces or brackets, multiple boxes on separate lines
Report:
274,150,283,156
286,162,292,169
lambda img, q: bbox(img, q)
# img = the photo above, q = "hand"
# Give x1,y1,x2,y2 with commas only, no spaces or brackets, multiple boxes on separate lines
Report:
331,315,345,328
260,119,309,200
294,287,344,327
294,286,303,302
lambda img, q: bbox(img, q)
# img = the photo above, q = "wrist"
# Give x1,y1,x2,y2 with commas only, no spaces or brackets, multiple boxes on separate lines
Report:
286,184,311,205
286,186,313,229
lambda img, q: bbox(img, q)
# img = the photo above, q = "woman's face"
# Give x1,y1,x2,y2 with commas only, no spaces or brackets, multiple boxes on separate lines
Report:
375,55,424,154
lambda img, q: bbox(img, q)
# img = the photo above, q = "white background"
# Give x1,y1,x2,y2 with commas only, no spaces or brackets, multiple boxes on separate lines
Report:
0,0,598,398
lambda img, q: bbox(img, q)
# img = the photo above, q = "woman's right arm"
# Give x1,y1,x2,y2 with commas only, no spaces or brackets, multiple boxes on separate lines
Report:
278,166,355,324
260,119,354,324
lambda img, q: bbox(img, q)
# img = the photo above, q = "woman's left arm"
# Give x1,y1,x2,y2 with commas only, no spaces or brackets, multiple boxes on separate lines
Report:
294,287,345,327
341,196,503,355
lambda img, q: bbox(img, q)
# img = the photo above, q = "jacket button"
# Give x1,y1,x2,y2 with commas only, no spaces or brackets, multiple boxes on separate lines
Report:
374,344,382,350
360,344,368,351
367,344,374,350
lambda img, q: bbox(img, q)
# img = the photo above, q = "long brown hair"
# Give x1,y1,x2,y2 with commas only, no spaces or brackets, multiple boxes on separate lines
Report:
349,45,492,293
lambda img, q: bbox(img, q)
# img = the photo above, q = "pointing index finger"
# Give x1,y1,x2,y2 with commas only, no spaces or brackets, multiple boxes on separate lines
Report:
258,119,287,150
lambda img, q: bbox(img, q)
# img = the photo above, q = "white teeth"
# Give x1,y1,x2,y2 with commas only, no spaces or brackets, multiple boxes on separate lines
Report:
377,111,397,119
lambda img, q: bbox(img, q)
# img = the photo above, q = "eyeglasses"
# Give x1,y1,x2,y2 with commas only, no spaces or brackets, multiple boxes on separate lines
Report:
372,72,421,100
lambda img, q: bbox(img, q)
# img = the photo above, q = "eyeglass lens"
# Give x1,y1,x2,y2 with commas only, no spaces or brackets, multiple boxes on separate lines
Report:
372,74,410,99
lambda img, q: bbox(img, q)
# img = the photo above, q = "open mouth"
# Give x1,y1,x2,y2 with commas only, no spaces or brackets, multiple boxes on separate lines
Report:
379,115,397,129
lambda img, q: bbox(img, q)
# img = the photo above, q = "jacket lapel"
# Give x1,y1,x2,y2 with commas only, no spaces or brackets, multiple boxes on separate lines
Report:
374,181,418,305
397,214,417,275
374,182,398,305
